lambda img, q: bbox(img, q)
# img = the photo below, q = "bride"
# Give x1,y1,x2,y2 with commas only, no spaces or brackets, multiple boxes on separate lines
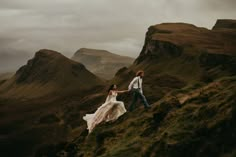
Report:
83,84,128,133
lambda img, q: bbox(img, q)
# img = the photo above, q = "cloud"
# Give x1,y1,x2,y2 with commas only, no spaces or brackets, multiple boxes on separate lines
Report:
0,50,31,73
0,0,235,73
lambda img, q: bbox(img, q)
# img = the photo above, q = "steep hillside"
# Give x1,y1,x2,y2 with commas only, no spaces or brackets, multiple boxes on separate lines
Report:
135,21,236,75
45,76,236,157
71,48,134,79
0,87,107,157
113,20,236,104
0,49,104,99
1,20,236,157
0,49,107,157
35,20,236,157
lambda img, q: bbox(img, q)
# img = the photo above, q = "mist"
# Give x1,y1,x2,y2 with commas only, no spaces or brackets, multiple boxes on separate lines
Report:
0,0,235,73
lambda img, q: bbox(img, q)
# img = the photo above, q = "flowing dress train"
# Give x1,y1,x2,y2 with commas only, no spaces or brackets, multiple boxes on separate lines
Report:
83,91,127,133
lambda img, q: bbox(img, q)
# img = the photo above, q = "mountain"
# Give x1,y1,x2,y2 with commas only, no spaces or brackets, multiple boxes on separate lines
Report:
0,49,107,157
71,48,134,79
134,20,236,73
1,20,236,157
112,20,236,104
0,49,104,99
34,20,236,157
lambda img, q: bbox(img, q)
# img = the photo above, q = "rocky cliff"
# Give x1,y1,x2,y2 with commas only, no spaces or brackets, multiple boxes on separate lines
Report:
212,19,236,30
112,20,236,104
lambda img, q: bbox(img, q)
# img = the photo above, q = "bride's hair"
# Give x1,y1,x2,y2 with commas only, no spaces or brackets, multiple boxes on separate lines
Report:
136,70,144,76
107,84,115,93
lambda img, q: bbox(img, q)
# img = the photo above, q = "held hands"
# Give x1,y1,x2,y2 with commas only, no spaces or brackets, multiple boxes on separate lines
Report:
121,89,129,93
117,89,130,94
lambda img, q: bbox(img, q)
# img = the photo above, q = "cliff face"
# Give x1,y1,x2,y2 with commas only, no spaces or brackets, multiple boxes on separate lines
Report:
212,19,236,30
133,22,236,81
112,22,236,105
71,48,134,79
140,21,236,54
136,22,236,62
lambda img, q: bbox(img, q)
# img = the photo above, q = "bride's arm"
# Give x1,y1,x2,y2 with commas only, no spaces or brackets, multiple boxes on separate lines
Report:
116,89,129,94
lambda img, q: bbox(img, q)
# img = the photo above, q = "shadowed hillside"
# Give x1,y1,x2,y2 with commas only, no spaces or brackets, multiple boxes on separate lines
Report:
1,20,236,157
0,49,106,157
34,19,236,157
55,76,236,157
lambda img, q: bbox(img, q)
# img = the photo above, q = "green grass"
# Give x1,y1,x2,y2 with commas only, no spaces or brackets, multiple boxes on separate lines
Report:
62,76,236,157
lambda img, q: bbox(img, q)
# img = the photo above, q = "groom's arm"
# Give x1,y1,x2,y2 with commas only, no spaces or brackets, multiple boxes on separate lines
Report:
128,77,138,91
140,86,143,94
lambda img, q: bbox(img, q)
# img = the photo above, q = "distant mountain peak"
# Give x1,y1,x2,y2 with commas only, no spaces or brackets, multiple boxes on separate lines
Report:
36,49,61,56
15,49,76,84
78,48,109,52
73,48,122,58
72,48,134,79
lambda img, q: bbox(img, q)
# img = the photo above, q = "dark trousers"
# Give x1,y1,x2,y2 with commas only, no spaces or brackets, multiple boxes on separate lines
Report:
129,88,150,111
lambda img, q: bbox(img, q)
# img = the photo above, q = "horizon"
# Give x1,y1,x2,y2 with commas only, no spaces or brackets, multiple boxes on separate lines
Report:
0,0,236,73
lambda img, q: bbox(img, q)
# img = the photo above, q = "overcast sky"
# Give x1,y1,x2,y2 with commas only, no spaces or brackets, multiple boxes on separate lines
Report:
0,0,235,73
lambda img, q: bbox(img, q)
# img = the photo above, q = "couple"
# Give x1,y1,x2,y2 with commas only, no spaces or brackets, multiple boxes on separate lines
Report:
83,70,151,133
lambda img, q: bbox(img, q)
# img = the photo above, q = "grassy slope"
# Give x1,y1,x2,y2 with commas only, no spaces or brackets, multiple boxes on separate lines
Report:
0,87,107,157
71,76,236,157
1,22,236,157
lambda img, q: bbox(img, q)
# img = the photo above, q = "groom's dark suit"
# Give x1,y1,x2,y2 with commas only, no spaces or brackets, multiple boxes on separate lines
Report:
128,76,150,111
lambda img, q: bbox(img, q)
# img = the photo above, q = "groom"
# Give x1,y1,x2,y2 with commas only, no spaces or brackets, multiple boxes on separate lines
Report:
128,70,151,111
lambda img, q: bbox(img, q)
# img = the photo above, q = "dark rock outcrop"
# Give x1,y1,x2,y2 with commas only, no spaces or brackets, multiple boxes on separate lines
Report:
133,22,236,81
212,19,236,30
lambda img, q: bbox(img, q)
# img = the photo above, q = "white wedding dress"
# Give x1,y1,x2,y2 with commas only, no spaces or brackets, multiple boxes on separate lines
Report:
83,91,127,133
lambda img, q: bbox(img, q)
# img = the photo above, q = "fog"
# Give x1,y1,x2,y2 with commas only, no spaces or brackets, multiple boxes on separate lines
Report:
0,0,235,73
